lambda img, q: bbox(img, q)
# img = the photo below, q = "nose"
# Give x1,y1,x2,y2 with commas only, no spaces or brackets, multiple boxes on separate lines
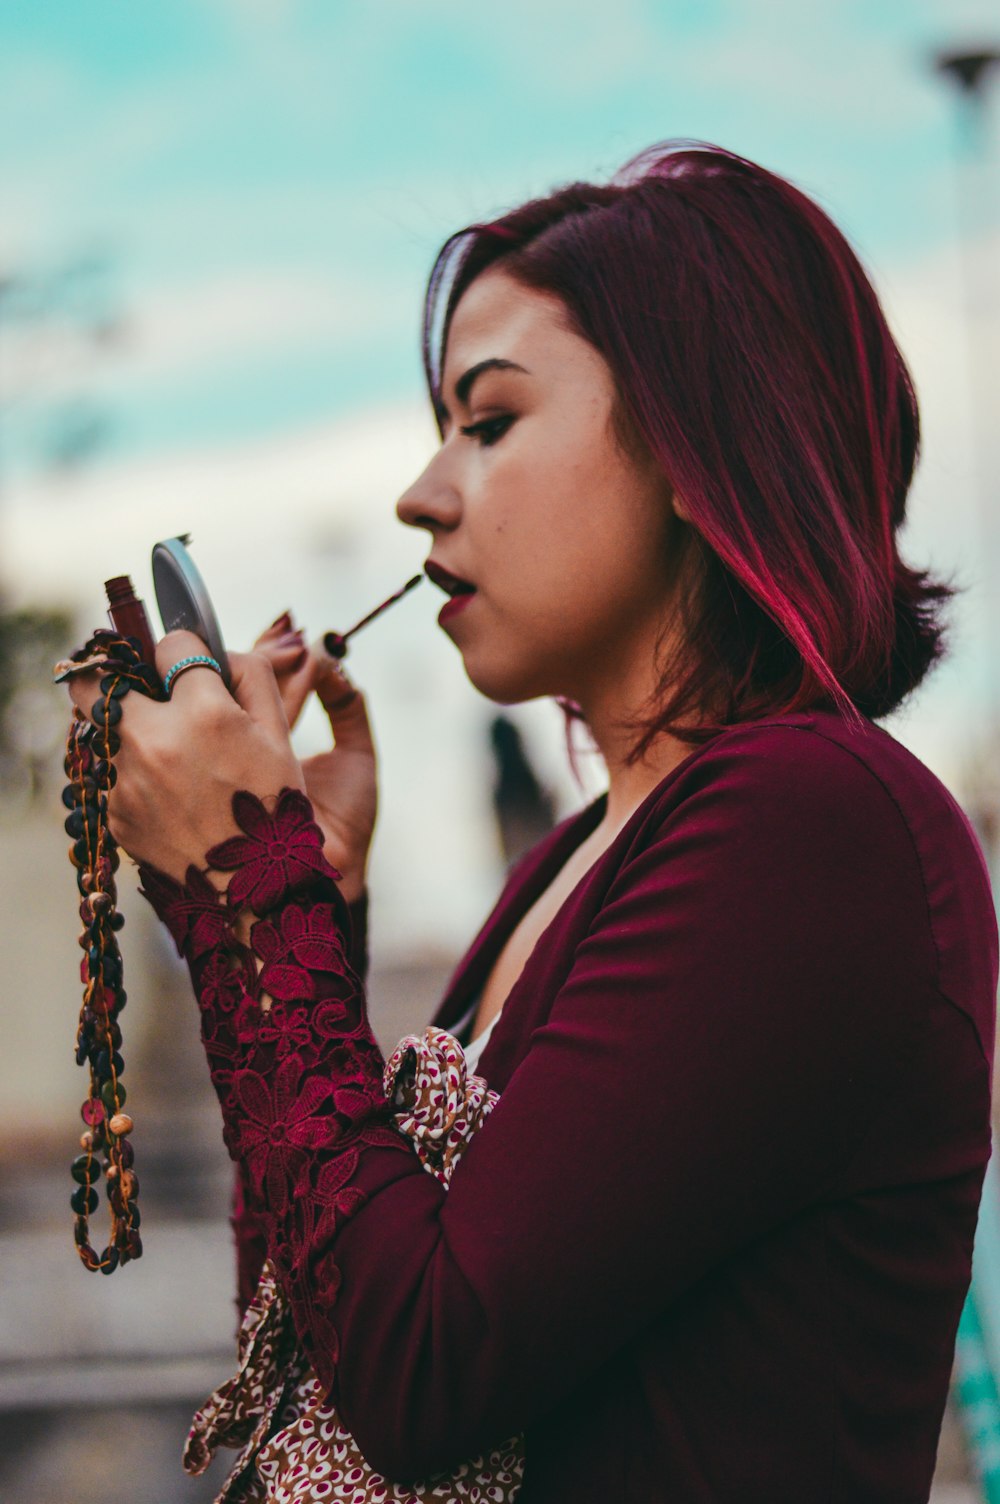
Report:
396,451,462,535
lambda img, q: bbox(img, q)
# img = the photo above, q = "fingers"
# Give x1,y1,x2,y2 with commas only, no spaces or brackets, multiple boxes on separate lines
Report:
63,656,160,747
227,649,292,739
64,629,230,736
155,630,231,706
253,610,307,663
65,664,105,723
254,620,308,678
259,609,293,642
313,646,375,754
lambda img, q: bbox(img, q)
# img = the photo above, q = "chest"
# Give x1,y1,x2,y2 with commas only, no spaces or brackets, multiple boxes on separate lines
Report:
470,829,612,1041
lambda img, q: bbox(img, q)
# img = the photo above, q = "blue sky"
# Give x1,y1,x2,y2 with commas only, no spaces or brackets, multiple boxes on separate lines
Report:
2,0,997,476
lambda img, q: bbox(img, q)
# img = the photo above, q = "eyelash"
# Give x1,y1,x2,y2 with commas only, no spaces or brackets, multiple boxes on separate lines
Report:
459,414,515,447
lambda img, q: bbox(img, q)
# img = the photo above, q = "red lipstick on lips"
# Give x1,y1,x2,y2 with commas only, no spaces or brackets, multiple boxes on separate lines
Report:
439,594,475,626
425,560,477,627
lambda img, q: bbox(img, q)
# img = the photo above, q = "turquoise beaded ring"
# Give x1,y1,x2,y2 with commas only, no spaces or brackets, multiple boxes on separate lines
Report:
162,654,223,697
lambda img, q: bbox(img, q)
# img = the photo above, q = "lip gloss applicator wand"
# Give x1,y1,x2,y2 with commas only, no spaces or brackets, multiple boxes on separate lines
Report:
323,574,422,660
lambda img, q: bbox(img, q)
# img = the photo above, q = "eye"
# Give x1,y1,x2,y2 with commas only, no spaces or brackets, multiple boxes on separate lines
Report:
459,414,515,448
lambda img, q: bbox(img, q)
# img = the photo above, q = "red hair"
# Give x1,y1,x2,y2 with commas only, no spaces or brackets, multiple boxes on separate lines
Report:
422,142,952,748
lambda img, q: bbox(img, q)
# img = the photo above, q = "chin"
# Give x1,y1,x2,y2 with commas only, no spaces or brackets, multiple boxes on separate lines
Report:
458,649,554,708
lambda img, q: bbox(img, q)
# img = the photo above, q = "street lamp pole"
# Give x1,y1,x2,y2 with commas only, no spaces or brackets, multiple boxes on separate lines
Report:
934,49,1000,863
934,50,1000,1503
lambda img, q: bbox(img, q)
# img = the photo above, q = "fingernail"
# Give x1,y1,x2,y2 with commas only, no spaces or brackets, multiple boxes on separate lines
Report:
325,683,358,711
271,611,293,631
53,656,109,682
320,655,353,690
279,629,305,647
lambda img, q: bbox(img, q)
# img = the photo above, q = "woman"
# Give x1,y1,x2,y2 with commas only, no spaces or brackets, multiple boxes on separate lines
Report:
67,144,997,1501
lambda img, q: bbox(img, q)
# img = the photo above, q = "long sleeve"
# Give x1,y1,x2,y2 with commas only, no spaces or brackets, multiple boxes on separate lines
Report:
228,885,370,1318
138,791,403,1327
139,732,996,1488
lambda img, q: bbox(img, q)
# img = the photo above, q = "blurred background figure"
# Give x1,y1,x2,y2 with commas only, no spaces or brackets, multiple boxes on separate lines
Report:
0,2,997,1499
490,715,556,871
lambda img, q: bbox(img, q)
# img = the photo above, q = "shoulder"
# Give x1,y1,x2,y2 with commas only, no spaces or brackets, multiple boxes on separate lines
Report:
638,709,973,863
608,710,936,965
620,710,996,1044
629,710,915,864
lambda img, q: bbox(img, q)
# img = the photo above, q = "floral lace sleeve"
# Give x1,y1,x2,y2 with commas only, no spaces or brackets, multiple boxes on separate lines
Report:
138,787,415,1384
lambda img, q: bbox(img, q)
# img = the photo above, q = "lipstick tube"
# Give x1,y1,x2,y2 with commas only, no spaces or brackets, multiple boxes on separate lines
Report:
104,575,158,667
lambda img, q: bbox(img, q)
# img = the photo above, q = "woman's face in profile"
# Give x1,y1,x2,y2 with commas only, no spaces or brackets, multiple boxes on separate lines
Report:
397,268,679,711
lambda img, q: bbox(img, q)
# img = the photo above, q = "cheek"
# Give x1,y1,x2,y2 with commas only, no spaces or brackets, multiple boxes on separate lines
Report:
476,438,614,590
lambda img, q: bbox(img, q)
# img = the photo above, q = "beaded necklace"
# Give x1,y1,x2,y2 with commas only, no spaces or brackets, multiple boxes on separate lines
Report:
60,628,164,1274
57,570,422,1273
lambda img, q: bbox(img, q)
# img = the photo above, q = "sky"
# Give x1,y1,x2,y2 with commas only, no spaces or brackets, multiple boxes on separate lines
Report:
2,0,999,952
2,0,997,469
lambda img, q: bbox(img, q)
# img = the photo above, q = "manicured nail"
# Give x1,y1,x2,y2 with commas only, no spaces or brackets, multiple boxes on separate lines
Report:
270,611,293,631
53,655,110,682
279,629,305,647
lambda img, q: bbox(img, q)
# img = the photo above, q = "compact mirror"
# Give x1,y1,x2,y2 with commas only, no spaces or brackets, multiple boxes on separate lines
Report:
151,535,231,688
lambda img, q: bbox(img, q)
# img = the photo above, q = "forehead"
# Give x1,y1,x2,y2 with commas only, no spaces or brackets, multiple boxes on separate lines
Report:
441,270,573,386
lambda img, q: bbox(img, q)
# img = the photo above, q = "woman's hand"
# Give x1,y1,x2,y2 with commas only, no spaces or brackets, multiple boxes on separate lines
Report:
254,616,378,904
66,630,305,886
254,612,313,729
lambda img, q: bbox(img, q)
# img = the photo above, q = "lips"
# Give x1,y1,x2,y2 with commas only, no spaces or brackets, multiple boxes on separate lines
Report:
424,560,476,598
424,560,477,629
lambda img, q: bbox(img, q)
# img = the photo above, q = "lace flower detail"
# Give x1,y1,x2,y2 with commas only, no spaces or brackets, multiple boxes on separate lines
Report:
234,1056,335,1215
206,789,342,915
195,949,255,1015
250,902,349,1001
233,1000,315,1061
138,863,234,958
257,1006,316,1059
299,1151,366,1255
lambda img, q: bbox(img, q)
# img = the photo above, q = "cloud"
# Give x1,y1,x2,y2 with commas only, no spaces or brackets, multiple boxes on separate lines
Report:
0,263,417,444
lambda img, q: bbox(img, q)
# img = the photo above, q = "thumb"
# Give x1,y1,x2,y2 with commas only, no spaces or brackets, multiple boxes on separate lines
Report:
227,649,291,738
314,651,374,754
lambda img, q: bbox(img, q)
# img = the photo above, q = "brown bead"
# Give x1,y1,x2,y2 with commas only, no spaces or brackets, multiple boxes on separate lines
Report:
118,1170,137,1201
105,1163,119,1183
108,1112,133,1137
79,1131,94,1152
78,1244,101,1272
70,1153,95,1185
87,891,112,916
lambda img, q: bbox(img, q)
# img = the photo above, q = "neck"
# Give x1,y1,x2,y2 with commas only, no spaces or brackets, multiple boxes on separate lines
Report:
577,637,699,836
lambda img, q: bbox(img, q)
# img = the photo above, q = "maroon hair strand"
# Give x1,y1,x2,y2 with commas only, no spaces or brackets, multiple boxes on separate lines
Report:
422,142,952,750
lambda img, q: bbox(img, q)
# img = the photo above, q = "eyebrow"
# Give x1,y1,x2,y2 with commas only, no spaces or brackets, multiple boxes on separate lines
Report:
453,357,530,408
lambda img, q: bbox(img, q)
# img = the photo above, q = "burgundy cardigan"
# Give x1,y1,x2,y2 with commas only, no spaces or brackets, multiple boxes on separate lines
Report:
144,707,997,1502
